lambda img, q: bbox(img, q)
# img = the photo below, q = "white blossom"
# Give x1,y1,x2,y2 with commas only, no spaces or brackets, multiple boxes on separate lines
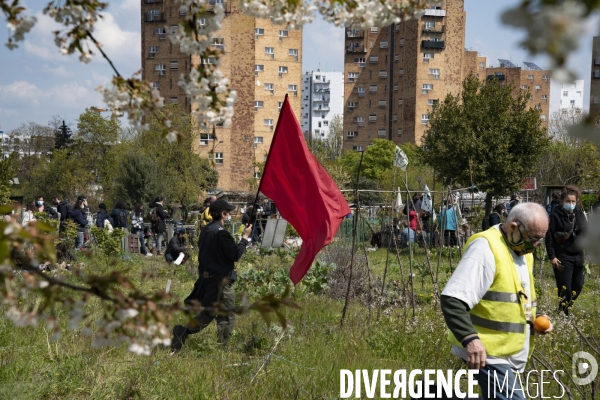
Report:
116,308,139,322
5,15,37,49
128,342,151,356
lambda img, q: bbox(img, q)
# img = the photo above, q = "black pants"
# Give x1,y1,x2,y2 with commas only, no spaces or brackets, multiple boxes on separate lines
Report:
444,230,457,247
553,252,585,315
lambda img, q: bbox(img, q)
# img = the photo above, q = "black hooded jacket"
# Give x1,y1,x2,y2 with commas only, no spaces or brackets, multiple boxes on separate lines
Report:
545,205,587,259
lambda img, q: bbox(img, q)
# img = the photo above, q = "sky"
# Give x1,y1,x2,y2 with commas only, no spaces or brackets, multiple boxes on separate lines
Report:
0,0,598,132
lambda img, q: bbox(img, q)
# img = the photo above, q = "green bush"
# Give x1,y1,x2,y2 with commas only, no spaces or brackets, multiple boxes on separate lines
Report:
90,227,126,257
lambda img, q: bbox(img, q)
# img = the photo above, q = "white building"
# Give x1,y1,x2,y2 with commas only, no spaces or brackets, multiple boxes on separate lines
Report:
550,79,586,115
301,70,344,141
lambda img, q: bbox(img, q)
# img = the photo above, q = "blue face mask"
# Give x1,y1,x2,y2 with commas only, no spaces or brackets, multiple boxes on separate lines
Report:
563,204,576,213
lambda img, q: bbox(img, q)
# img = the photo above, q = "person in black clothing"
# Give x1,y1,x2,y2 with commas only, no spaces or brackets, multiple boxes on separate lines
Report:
546,191,561,216
165,228,188,263
36,196,58,219
70,198,89,248
508,194,520,212
53,196,69,231
77,194,89,214
150,196,168,255
171,200,252,351
488,204,505,227
110,200,129,230
545,185,587,315
95,203,113,228
592,190,600,213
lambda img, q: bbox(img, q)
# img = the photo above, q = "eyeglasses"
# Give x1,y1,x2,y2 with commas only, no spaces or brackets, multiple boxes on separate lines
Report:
517,223,543,245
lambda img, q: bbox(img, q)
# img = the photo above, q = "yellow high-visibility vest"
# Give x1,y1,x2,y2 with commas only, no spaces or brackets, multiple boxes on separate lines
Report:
448,227,536,358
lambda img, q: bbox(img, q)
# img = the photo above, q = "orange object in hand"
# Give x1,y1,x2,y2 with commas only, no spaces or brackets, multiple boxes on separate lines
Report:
533,315,551,332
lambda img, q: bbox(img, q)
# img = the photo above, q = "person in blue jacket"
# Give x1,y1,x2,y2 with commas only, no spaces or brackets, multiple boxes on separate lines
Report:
438,200,458,247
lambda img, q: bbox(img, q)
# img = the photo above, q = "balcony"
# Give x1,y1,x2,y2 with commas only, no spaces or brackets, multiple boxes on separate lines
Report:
423,9,446,17
421,40,445,49
145,12,166,22
347,47,366,54
488,73,506,81
314,88,330,93
313,97,330,102
347,30,364,39
314,106,330,111
422,24,445,33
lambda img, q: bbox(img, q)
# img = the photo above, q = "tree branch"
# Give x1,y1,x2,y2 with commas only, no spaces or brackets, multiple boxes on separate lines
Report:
86,31,121,78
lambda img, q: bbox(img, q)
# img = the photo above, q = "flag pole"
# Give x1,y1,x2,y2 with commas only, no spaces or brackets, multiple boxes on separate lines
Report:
248,94,290,226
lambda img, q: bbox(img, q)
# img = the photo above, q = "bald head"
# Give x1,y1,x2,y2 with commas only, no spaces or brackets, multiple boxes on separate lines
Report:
504,203,548,239
209,196,217,204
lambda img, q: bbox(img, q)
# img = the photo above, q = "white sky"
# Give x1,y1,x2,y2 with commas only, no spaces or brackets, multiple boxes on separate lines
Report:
0,0,598,132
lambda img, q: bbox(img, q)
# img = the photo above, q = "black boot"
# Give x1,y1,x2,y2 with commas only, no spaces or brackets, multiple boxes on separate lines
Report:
171,325,189,352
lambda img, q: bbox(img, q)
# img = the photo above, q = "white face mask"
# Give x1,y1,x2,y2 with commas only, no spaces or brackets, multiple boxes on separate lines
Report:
36,201,44,206
227,215,231,221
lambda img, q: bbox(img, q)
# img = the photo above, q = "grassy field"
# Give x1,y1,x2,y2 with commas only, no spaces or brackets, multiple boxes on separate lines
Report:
0,241,599,399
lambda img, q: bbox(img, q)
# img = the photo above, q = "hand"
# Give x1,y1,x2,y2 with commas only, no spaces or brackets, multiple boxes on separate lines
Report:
551,258,563,271
243,224,253,239
465,339,487,370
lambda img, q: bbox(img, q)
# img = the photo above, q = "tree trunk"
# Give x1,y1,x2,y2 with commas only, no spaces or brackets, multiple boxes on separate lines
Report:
485,192,494,218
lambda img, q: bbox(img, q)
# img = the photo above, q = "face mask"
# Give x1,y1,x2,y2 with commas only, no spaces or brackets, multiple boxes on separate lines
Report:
505,223,536,256
36,201,43,206
227,215,231,221
563,204,576,213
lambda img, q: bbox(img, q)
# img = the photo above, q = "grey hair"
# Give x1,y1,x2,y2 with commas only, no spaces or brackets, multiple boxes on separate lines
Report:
505,203,548,233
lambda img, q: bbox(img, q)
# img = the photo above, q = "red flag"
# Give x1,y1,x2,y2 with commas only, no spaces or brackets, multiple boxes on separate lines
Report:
259,95,351,284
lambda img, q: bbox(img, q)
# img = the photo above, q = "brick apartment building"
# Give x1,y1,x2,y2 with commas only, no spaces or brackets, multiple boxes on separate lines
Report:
343,0,550,151
590,36,600,123
141,0,302,191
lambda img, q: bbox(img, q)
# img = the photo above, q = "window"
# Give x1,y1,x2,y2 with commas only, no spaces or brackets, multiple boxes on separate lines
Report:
347,101,358,109
424,52,434,59
429,68,440,79
354,57,366,67
214,152,223,164
279,30,288,38
542,75,548,81
428,99,439,106
255,28,264,36
399,68,404,77
170,61,178,70
369,85,377,93
179,8,187,15
542,94,547,100
399,38,405,46
535,85,541,91
377,129,386,137
152,82,160,89
395,54,399,63
347,131,357,138
254,100,264,109
288,85,297,92
595,70,600,78
278,102,283,113
357,87,365,95
422,83,433,94
421,114,430,124
570,100,576,105
593,96,599,105
369,114,377,122
378,100,386,108
379,70,387,78
154,27,165,35
394,84,398,92
397,128,403,136
264,119,273,126
254,137,263,144
200,133,214,146
265,47,274,55
255,64,264,74
521,85,528,90
576,91,582,97
278,66,288,74
371,27,379,33
264,83,274,91
170,97,178,104
528,75,534,80
148,46,159,54
199,18,206,26
154,64,165,75
380,40,388,48
201,57,216,64
540,115,546,121
370,56,379,63
479,62,485,69
425,21,435,29
289,48,298,56
398,98,403,106
563,91,568,96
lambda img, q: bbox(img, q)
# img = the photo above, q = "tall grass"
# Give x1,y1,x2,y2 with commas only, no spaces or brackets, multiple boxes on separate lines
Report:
0,242,598,399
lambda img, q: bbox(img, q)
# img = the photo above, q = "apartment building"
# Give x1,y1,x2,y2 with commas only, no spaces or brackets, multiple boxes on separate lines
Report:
590,36,600,122
300,70,344,141
343,0,468,150
141,0,302,191
485,60,550,128
549,79,585,115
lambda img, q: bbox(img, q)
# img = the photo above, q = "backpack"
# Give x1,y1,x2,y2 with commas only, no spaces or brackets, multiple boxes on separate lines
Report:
546,202,557,216
481,216,490,231
115,209,127,228
148,207,159,224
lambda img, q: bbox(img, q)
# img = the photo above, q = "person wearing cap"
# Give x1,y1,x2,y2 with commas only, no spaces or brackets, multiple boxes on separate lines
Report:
171,199,252,351
165,227,188,263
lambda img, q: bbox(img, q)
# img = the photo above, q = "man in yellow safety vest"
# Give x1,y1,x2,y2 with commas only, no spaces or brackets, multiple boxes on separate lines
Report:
441,203,553,400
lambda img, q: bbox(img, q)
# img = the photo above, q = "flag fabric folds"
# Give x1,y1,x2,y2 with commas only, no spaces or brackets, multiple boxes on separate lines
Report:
259,96,351,284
